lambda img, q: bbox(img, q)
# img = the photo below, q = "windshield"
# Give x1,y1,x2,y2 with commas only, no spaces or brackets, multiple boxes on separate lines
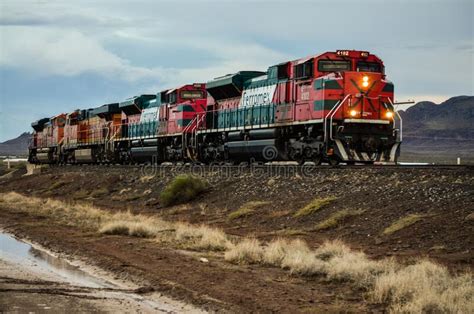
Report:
180,90,204,99
356,61,382,73
318,60,351,72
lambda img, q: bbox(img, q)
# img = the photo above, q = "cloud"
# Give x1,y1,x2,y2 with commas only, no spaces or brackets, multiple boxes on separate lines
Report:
0,1,130,28
0,26,158,82
0,0,473,142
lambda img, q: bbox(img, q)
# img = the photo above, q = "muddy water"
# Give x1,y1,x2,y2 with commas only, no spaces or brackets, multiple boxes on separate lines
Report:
0,232,113,288
0,232,205,313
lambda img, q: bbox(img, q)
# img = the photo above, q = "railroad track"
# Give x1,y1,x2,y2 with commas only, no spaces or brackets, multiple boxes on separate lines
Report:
46,162,474,172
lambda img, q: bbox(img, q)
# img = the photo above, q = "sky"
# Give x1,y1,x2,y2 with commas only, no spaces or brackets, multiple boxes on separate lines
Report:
0,0,472,141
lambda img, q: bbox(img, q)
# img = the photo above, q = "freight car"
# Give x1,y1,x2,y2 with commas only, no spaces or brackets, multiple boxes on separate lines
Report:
29,50,401,165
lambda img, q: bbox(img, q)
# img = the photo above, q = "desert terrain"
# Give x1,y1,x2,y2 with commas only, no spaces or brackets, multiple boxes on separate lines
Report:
0,164,473,312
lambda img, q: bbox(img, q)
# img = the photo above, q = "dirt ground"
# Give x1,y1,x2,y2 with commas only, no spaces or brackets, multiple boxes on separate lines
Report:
0,255,201,313
0,164,473,312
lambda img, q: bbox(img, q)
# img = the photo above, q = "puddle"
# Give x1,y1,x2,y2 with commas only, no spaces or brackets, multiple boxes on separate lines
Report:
0,232,114,288
0,231,204,312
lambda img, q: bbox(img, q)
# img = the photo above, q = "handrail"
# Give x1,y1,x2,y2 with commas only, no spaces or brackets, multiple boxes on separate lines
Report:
329,95,351,141
386,98,402,142
193,113,206,151
181,114,198,150
323,94,351,143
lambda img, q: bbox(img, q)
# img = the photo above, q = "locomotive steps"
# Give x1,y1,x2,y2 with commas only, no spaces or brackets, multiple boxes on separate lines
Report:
0,165,472,312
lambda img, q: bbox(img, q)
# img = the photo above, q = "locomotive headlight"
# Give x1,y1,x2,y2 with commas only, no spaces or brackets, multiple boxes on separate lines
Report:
385,111,394,119
350,110,358,117
362,76,369,88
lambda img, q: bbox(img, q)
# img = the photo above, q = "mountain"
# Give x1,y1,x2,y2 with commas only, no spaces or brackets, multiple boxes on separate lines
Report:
398,96,474,162
0,132,31,156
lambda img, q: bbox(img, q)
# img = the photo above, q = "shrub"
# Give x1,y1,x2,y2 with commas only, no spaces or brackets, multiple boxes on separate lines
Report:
175,223,231,251
99,221,131,235
294,197,336,217
262,238,290,265
372,260,473,313
195,226,232,251
160,175,207,207
280,240,325,275
224,238,263,264
314,240,351,261
325,251,392,286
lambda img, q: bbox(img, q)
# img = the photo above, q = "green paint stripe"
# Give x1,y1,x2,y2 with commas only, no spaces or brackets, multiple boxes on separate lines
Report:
314,99,339,111
176,105,195,112
314,79,342,90
177,119,192,127
382,83,394,93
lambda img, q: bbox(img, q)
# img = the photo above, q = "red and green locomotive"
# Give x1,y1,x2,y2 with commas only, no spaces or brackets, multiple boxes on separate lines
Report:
29,50,401,165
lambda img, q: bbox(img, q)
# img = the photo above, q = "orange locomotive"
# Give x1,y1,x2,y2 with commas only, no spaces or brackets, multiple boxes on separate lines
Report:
29,50,401,165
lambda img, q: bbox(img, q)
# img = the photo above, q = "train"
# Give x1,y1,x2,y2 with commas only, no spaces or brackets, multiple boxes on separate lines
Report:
28,50,402,165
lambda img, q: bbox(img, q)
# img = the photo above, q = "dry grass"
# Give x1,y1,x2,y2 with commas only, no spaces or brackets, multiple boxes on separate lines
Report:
294,197,336,217
227,201,270,220
2,192,472,313
272,229,308,236
72,189,90,200
314,209,365,231
122,194,141,201
372,260,473,313
0,192,229,251
225,236,473,311
139,175,155,183
268,209,291,218
314,240,351,261
90,187,110,198
48,181,67,191
383,214,425,235
160,175,208,207
100,221,160,238
279,240,325,275
262,238,290,265
175,223,231,251
324,251,393,286
224,238,263,264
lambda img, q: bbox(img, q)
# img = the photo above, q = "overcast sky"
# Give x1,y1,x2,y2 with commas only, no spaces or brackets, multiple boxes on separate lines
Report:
0,0,472,141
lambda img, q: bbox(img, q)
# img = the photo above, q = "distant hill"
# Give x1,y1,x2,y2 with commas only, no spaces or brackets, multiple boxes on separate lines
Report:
0,132,31,156
399,96,474,162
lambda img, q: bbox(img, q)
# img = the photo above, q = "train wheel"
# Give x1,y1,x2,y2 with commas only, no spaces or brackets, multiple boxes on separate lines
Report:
313,155,322,165
328,158,340,166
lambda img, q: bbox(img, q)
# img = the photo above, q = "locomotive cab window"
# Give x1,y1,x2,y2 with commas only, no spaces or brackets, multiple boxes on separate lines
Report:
168,91,177,104
317,60,351,72
294,60,313,79
277,63,289,79
356,61,382,73
180,90,204,99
